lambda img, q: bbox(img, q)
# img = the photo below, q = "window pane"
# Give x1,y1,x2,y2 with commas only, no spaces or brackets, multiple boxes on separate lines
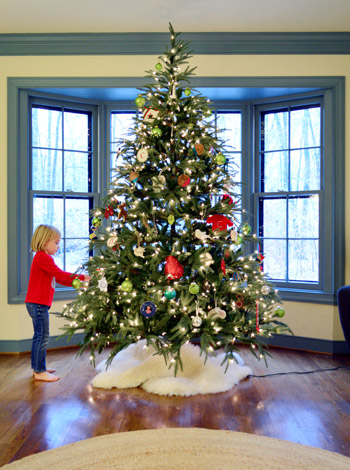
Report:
262,110,288,151
288,196,319,239
288,239,319,282
263,239,287,280
290,149,321,191
217,112,241,151
260,198,287,238
33,197,64,234
64,152,89,192
227,153,241,185
290,106,320,149
65,239,90,273
32,107,62,149
66,199,90,238
32,149,62,191
110,112,135,153
64,111,89,151
262,151,288,192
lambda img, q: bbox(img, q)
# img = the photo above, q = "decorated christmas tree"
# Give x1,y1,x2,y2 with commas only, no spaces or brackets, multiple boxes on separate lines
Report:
62,24,291,374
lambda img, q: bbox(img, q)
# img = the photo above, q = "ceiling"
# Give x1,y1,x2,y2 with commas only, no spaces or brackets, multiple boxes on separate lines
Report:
1,0,349,34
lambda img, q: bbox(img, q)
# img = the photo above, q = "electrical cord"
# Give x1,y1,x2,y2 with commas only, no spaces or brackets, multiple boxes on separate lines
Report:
248,365,350,378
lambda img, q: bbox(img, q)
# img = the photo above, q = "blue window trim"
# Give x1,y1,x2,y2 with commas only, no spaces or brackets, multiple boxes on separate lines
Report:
8,76,344,305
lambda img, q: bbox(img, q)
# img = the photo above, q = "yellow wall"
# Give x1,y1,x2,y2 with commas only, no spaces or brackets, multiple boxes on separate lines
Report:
0,54,349,344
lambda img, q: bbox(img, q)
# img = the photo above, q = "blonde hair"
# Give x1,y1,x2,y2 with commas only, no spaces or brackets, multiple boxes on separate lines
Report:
30,225,61,252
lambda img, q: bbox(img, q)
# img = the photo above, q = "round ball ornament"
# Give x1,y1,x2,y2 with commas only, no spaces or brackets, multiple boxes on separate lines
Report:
155,62,163,71
178,174,190,187
242,223,252,235
191,316,202,327
274,306,285,318
164,286,176,300
194,143,204,156
152,126,162,137
72,278,82,290
129,171,139,183
140,301,157,318
107,236,118,248
92,217,102,228
215,153,226,165
121,278,133,292
137,148,148,163
184,87,191,96
189,283,200,295
135,95,146,108
261,285,270,295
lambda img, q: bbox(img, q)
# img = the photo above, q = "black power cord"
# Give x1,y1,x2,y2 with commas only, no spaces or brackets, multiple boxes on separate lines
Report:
248,365,350,378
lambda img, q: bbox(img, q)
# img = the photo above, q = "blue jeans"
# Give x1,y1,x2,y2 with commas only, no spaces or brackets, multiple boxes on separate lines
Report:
26,303,50,373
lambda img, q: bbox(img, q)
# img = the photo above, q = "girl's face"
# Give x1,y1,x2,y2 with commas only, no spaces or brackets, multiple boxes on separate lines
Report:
44,237,61,255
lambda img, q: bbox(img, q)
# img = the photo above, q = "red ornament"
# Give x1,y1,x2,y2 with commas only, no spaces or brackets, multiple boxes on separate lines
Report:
222,194,233,205
104,205,114,219
206,214,233,231
236,294,244,309
221,259,226,275
165,255,184,280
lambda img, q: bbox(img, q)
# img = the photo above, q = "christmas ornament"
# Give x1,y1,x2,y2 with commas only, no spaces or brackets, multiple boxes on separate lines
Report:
256,253,265,264
232,272,244,283
92,217,102,228
164,286,176,300
191,316,202,327
89,231,97,240
221,259,226,275
98,277,108,292
152,126,162,137
261,285,270,295
165,255,184,280
184,87,191,96
242,223,252,235
194,143,204,156
200,252,214,267
168,214,175,225
222,194,233,204
178,174,190,187
143,108,159,123
137,148,149,163
207,214,233,231
118,203,128,222
189,283,199,294
215,153,226,165
194,229,208,242
230,230,243,245
129,171,139,183
152,174,166,192
274,306,285,317
256,301,260,333
104,205,114,219
121,278,133,292
209,307,226,319
155,62,162,71
134,246,146,258
144,233,153,242
235,294,244,309
72,278,82,290
140,301,156,318
135,95,146,108
107,236,118,248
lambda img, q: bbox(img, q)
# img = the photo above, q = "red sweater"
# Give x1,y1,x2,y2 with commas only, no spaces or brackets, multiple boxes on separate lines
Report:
25,251,84,307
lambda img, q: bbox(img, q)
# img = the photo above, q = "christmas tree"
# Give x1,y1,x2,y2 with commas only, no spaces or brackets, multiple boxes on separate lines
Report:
62,24,291,374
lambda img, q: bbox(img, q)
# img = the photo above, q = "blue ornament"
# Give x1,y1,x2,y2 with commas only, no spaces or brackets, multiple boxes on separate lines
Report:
164,287,176,300
140,301,156,318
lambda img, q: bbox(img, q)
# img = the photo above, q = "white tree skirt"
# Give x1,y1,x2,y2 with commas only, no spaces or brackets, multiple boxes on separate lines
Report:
92,340,252,396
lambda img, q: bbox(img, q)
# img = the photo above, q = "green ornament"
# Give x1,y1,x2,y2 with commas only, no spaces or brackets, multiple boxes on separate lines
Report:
144,233,153,242
168,214,175,225
242,223,252,235
164,286,176,300
215,153,226,165
184,87,191,96
92,217,102,228
152,126,162,137
189,283,199,294
274,307,285,318
233,234,243,245
72,278,82,290
155,62,162,71
121,278,133,292
135,95,146,108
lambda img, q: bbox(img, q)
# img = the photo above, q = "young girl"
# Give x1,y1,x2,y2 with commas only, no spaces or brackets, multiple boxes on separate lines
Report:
25,224,90,382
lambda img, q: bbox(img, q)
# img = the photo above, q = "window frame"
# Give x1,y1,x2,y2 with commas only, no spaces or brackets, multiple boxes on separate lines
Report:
7,77,344,305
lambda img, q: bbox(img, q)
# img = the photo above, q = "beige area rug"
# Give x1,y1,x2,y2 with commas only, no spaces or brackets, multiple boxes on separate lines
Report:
3,428,349,470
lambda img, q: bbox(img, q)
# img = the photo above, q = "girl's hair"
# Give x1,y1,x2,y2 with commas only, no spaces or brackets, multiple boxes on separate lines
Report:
30,225,61,252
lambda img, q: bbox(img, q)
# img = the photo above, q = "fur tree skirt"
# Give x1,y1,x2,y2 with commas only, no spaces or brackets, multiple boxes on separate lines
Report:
92,340,252,396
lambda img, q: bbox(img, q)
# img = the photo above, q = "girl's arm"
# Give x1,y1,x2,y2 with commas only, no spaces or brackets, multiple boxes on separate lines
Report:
38,252,87,287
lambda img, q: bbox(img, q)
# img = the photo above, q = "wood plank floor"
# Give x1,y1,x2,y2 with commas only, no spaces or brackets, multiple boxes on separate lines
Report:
0,345,350,466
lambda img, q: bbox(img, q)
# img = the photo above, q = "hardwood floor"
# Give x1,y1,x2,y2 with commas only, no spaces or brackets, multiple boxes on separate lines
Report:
0,345,349,466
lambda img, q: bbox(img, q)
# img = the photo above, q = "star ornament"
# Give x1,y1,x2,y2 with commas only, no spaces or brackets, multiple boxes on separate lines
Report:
134,246,146,258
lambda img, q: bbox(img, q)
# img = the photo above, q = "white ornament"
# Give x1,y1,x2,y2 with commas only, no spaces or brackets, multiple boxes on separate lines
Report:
134,246,146,258
195,229,207,241
230,229,238,242
143,107,159,123
261,285,270,295
137,148,149,163
200,252,214,266
107,236,118,248
209,307,226,319
152,175,166,192
192,316,202,327
98,277,108,292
